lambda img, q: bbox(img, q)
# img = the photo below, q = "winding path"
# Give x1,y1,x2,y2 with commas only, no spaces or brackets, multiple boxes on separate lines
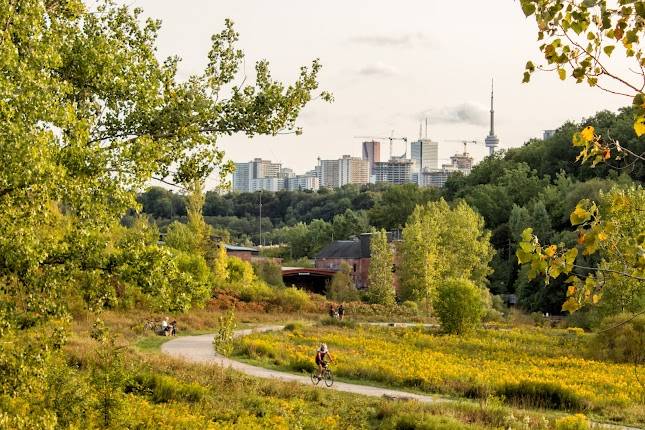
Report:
161,325,642,430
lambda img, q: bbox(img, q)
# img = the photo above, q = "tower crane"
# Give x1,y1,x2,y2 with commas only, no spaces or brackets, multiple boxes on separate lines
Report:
354,135,408,159
443,139,481,154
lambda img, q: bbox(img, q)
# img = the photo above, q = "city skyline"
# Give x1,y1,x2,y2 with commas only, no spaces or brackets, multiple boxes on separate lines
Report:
116,1,629,189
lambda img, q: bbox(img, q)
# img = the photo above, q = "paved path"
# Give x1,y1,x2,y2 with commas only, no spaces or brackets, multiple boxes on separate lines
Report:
161,325,642,430
161,325,443,403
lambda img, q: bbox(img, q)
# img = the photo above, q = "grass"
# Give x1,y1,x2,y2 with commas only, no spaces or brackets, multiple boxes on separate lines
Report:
55,308,607,429
234,322,645,427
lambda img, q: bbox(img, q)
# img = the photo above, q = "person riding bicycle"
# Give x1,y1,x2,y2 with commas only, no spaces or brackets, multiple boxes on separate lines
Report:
314,343,333,379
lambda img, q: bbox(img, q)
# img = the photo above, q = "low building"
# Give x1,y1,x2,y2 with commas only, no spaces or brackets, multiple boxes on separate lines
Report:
314,232,399,290
225,245,260,261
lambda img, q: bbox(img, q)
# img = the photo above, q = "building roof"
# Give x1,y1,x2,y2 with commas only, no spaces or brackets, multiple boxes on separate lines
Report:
225,245,259,253
315,240,363,259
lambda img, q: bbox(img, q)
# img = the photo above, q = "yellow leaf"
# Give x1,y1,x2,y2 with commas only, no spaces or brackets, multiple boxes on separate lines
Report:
580,125,594,141
567,285,576,296
634,116,645,137
592,294,601,304
544,244,557,257
597,231,608,241
562,297,580,313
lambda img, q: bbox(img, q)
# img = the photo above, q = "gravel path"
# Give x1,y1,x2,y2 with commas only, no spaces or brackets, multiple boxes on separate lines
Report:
160,324,642,430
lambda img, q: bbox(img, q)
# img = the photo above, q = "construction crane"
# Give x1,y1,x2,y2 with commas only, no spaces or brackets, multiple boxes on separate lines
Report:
354,136,408,159
444,139,481,154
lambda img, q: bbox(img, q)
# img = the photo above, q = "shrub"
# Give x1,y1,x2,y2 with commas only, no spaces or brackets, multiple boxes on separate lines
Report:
401,300,419,313
391,413,470,430
284,322,304,332
320,317,356,328
589,313,645,364
252,260,284,287
271,287,311,312
238,281,276,303
434,278,485,334
213,309,236,357
554,414,590,430
497,381,585,411
326,263,360,302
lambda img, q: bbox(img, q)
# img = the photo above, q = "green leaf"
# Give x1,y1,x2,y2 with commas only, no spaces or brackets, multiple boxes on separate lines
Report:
603,45,615,56
520,0,536,16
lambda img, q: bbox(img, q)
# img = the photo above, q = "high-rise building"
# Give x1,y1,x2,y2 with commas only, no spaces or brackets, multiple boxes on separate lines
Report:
251,158,281,179
419,165,459,188
543,130,556,140
285,175,320,191
484,79,500,156
249,177,283,192
318,155,369,188
279,167,295,178
410,139,438,173
340,155,369,186
373,158,413,185
361,140,381,171
449,151,474,173
232,162,251,192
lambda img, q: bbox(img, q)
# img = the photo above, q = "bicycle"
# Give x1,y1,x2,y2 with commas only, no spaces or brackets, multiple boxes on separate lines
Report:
310,362,334,387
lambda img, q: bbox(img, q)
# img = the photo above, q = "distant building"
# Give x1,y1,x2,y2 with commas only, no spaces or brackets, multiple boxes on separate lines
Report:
232,162,251,192
249,177,283,192
317,155,369,188
543,129,556,140
362,140,381,172
411,139,439,172
314,232,400,290
449,151,474,173
285,175,320,191
419,165,459,188
374,158,413,185
232,158,295,192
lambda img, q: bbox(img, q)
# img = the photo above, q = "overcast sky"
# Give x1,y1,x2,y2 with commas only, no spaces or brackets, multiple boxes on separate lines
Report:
112,0,628,185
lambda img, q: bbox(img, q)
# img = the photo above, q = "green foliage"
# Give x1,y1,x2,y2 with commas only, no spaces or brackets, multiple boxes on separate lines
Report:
367,230,396,305
434,278,486,334
91,338,127,427
398,199,493,303
327,262,360,302
272,287,312,312
126,372,205,404
498,381,585,411
368,184,439,230
213,309,237,357
252,260,285,287
590,313,645,364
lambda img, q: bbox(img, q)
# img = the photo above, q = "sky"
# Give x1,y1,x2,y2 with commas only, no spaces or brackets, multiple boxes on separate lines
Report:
111,0,628,186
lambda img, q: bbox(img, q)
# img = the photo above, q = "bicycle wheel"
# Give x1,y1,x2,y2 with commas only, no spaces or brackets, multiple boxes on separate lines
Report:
310,373,320,385
323,370,334,387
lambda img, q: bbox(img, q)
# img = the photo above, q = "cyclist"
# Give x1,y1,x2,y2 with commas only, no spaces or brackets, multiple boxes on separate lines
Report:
314,343,333,380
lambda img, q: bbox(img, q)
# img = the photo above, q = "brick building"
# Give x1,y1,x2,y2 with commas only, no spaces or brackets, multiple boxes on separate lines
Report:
314,233,399,290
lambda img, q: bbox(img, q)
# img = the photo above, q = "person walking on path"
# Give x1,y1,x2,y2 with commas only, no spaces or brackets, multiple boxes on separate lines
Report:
338,304,345,320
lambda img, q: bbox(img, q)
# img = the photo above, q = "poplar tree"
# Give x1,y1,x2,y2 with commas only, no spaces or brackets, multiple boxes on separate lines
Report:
367,230,396,305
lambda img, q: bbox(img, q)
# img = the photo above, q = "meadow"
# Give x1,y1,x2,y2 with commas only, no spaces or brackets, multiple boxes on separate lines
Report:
49,310,593,430
235,322,645,427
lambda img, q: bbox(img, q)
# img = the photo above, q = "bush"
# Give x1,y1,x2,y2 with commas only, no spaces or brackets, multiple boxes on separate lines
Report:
554,414,590,430
434,278,485,334
390,413,471,430
238,281,276,303
284,322,304,332
401,301,419,313
271,287,311,312
320,317,356,328
252,260,284,287
326,263,360,302
497,381,585,411
589,313,645,364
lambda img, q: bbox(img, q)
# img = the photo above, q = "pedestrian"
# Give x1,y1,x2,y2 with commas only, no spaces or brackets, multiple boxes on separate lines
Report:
170,320,177,336
328,304,335,319
338,304,345,320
